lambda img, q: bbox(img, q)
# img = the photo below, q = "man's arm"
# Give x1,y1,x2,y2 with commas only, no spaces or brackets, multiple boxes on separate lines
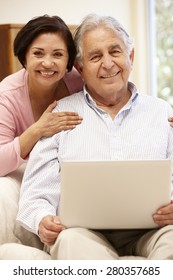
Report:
154,115,173,226
17,133,61,235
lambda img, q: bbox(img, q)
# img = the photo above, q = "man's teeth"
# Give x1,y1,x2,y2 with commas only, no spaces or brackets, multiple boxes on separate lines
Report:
40,71,54,76
102,73,117,78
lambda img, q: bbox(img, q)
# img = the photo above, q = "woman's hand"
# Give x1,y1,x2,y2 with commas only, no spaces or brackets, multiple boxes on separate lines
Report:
19,101,82,159
35,101,83,138
168,117,173,128
38,215,65,246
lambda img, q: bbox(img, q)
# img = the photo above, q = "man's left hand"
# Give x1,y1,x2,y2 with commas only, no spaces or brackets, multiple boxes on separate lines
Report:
153,201,173,226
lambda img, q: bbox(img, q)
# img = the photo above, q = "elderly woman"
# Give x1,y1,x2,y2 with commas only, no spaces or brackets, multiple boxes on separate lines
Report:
0,15,83,255
0,14,83,176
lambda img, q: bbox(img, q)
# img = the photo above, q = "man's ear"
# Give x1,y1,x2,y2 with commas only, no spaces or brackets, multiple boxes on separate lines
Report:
74,61,83,76
130,48,134,64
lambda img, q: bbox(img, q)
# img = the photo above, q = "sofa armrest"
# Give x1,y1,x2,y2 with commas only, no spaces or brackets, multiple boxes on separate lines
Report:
0,164,43,249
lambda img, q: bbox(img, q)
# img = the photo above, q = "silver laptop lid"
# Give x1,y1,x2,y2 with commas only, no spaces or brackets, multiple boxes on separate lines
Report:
59,160,172,229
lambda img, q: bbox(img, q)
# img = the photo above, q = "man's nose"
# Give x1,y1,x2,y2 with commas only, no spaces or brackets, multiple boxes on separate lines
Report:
102,54,114,69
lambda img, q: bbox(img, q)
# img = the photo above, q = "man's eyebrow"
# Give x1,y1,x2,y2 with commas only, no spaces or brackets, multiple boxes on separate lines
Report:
87,43,122,56
87,49,101,57
109,43,122,49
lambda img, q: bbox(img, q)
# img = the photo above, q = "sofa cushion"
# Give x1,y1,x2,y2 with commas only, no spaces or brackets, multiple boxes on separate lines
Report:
0,243,50,260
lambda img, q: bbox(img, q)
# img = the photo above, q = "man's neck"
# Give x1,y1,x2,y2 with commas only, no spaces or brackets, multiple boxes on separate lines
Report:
94,90,132,119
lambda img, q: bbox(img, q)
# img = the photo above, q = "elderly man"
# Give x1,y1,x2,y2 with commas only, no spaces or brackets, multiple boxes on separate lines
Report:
17,14,173,259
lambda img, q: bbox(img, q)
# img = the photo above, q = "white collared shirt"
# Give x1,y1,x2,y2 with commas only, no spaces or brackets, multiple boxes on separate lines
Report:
17,82,173,234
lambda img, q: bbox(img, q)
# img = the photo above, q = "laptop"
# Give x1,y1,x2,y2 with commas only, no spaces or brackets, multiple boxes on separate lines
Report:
59,160,172,229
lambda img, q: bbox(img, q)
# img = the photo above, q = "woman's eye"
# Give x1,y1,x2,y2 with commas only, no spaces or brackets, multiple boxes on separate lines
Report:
54,52,63,58
33,51,43,57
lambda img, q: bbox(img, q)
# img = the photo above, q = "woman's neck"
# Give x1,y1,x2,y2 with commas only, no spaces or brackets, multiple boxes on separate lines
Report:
28,78,70,121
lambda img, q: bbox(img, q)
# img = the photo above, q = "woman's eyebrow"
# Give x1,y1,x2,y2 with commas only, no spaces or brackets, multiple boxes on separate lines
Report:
31,47,67,52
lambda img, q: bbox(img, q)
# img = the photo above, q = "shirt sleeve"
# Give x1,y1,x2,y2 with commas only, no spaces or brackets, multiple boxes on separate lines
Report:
0,97,26,176
166,103,173,200
16,133,61,235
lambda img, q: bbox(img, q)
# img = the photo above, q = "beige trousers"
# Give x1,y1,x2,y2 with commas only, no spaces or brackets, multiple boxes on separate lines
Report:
48,225,173,260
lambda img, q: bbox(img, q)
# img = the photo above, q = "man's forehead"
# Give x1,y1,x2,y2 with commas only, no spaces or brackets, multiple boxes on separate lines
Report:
83,27,124,45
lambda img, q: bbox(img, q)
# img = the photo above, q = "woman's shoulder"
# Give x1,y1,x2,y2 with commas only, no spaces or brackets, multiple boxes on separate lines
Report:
0,69,27,94
63,67,84,94
0,69,29,108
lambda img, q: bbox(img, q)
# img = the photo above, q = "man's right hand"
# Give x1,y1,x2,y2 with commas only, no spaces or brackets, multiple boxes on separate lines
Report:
38,215,65,246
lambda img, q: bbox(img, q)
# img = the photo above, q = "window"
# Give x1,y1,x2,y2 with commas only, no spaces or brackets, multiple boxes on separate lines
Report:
150,0,173,105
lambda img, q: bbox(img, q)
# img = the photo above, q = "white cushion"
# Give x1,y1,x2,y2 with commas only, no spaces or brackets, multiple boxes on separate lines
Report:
0,243,50,260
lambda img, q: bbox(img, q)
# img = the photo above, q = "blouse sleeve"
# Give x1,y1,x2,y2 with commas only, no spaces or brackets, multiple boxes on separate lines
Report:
0,96,26,176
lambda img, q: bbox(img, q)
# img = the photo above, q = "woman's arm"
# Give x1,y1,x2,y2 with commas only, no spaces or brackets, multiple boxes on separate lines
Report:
19,101,82,159
0,99,82,176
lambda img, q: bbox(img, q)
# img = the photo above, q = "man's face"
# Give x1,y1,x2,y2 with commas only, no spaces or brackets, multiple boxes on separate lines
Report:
78,26,134,105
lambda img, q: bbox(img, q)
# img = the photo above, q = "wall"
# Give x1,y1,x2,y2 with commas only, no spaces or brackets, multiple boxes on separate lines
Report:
0,0,132,27
0,0,150,94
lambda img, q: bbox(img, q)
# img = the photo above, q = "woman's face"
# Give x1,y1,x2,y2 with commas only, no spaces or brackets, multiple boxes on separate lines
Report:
25,32,69,88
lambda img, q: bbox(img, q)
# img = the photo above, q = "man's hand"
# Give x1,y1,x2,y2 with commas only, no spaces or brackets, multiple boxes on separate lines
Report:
153,201,173,226
38,215,65,246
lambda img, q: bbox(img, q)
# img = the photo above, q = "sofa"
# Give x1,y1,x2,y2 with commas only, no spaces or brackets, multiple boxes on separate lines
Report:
0,164,145,260
0,164,51,259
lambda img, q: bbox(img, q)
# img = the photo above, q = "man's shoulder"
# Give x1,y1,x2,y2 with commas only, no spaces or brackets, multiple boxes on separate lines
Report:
137,94,173,116
59,91,84,104
139,94,171,106
53,91,86,112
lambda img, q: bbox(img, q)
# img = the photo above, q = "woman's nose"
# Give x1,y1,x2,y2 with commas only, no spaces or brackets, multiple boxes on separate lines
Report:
41,56,54,68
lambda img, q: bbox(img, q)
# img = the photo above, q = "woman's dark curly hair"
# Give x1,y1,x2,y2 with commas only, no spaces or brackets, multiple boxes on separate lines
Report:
14,15,76,71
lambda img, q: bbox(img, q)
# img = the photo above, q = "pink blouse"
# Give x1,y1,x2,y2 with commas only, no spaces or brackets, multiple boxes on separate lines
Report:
0,68,83,176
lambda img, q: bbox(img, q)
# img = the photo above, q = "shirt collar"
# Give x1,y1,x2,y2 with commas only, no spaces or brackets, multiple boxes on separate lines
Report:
83,82,139,110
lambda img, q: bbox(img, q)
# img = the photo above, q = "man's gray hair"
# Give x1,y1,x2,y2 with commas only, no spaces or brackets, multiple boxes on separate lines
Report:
74,13,134,66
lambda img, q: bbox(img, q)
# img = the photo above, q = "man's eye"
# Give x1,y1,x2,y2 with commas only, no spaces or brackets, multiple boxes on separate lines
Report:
90,55,101,62
111,50,121,55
